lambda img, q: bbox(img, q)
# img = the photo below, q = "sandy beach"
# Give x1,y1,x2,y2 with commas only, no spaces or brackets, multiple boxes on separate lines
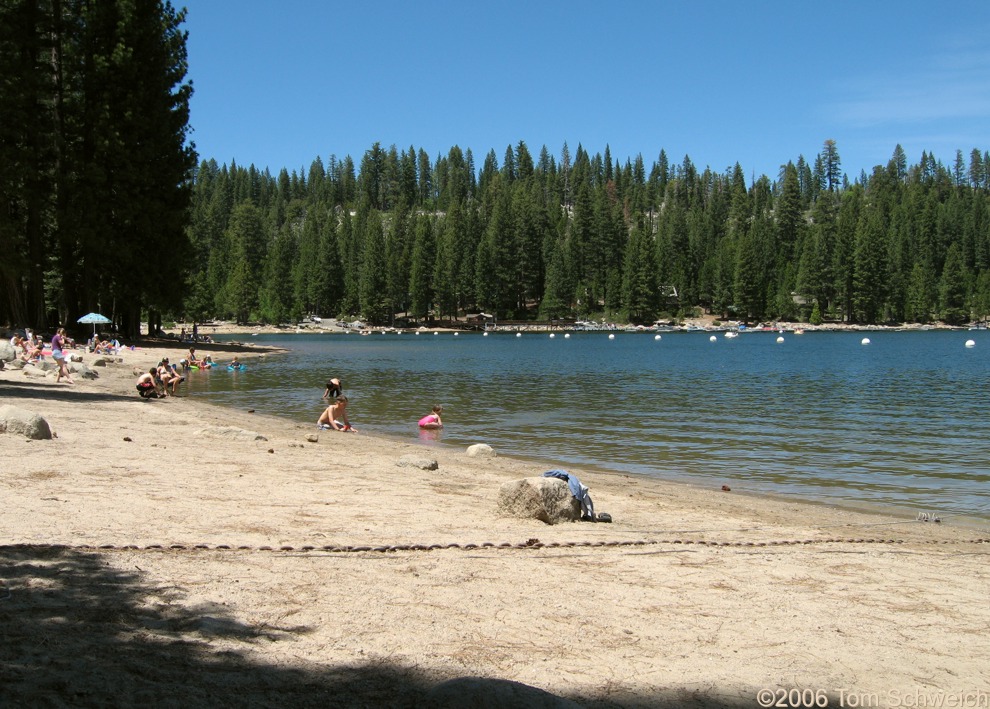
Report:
1,340,988,708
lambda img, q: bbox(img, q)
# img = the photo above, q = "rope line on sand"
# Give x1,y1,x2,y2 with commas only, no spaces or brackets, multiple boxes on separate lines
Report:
1,537,988,554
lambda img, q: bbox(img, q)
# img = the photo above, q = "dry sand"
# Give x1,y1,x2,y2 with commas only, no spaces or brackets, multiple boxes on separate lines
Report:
1,340,988,708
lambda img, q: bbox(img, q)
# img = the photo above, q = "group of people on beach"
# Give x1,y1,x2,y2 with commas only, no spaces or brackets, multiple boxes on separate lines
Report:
8,327,76,384
133,348,240,399
135,357,185,398
315,376,443,433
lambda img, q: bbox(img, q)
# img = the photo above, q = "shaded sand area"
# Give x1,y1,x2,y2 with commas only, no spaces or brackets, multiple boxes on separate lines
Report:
1,341,988,707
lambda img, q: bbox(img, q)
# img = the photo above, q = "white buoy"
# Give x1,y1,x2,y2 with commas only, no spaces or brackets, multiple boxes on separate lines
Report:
434,331,439,335
564,333,570,339
608,334,615,340
549,333,555,338
483,332,488,337
710,335,717,342
454,332,459,336
516,332,522,337
416,331,420,335
861,337,871,345
654,334,661,341
776,336,785,343
966,339,976,348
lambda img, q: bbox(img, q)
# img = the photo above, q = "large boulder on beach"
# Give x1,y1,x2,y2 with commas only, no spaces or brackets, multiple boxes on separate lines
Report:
496,477,580,525
66,362,99,379
4,358,26,370
425,677,582,708
0,404,53,440
0,341,15,363
466,443,496,458
194,426,268,442
397,454,439,470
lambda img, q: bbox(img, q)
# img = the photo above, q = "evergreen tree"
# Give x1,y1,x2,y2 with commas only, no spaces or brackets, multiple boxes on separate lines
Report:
939,243,969,324
359,210,389,323
852,209,888,323
223,202,267,323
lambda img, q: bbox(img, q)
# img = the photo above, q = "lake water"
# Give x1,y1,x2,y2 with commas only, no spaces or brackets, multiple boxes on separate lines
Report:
184,329,990,524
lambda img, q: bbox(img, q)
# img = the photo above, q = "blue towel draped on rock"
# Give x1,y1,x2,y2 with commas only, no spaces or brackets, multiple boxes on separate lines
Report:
543,470,595,518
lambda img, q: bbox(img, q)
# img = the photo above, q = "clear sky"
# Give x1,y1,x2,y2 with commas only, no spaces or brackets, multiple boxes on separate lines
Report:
182,0,990,183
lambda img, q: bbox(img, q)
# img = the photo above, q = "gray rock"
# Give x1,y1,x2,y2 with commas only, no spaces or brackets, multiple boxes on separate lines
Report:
22,365,49,378
0,404,53,440
397,454,439,470
193,426,268,442
496,477,581,525
305,433,319,443
466,443,496,458
0,341,14,362
65,362,99,379
4,358,26,370
424,677,582,708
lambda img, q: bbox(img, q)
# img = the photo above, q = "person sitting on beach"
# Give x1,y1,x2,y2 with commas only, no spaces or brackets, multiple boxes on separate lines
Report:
418,404,443,429
166,363,185,394
322,377,343,399
19,335,41,361
317,395,356,431
90,337,112,354
187,348,206,368
156,359,177,396
136,369,163,398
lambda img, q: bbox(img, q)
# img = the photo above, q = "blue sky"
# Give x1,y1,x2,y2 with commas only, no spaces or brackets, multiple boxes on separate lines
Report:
182,1,990,183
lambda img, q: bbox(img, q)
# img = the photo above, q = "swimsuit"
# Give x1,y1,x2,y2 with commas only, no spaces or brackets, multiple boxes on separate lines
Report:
418,414,440,427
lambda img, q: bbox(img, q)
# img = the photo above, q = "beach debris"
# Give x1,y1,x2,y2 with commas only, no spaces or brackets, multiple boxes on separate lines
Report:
193,425,268,442
267,448,274,454
466,443,496,458
305,434,319,443
123,436,132,442
247,409,255,413
721,485,731,492
496,477,581,525
0,404,53,440
916,511,941,523
397,454,439,471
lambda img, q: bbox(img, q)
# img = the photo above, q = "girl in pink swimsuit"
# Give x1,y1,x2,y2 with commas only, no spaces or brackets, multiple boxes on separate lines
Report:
418,405,443,429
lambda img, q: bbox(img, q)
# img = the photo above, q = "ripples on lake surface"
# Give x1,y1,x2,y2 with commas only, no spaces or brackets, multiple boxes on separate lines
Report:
186,330,990,522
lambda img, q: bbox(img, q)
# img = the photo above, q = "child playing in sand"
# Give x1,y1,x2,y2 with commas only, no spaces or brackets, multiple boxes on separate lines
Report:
418,405,443,429
318,395,356,431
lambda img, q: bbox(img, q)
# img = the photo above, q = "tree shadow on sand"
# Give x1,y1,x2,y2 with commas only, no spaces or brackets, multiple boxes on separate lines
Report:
0,378,137,404
0,546,757,708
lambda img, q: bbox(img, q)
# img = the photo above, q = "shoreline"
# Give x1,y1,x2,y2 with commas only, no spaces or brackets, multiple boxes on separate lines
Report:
168,331,990,530
2,340,988,706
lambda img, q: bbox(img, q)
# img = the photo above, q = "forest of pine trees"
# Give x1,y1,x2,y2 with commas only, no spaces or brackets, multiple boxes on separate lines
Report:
186,140,990,328
0,0,196,336
3,1,989,334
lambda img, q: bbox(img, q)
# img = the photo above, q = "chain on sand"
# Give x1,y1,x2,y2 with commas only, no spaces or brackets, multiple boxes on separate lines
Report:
2,536,988,555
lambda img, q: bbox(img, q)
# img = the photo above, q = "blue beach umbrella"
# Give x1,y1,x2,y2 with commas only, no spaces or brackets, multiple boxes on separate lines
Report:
77,312,111,336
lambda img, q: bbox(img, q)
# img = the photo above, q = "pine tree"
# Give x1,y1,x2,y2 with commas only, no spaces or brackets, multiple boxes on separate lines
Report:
939,243,969,324
223,202,267,323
